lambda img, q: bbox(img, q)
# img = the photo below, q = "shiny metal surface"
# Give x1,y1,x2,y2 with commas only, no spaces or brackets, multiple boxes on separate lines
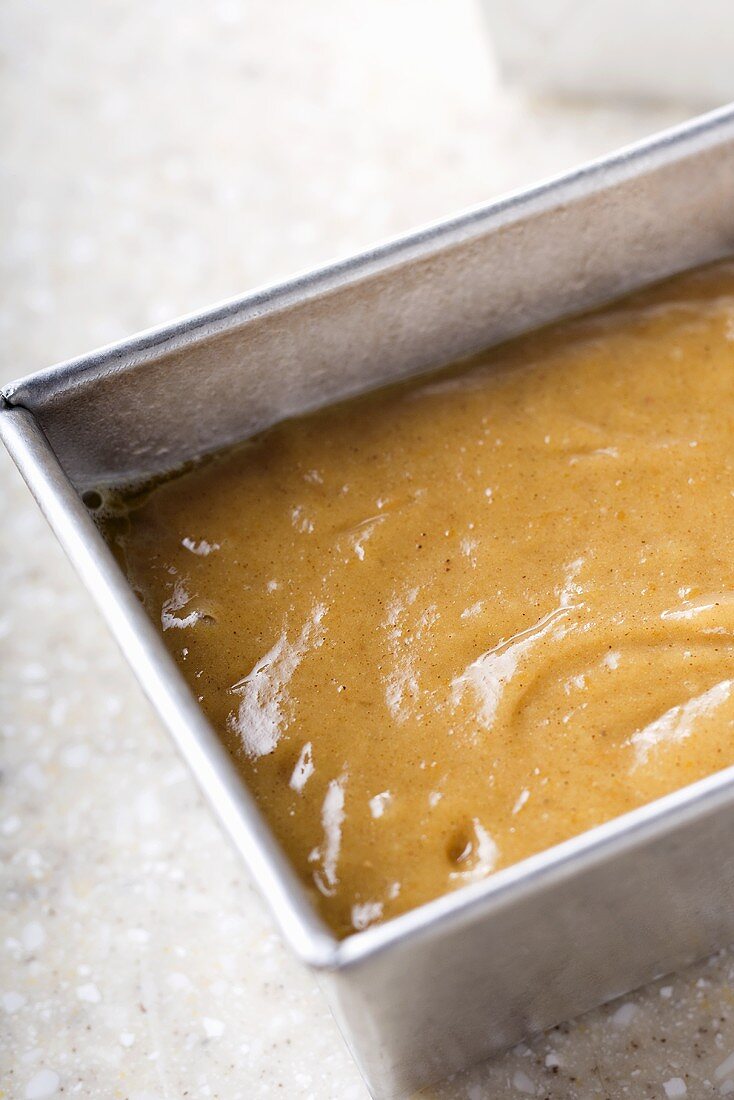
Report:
3,103,734,1099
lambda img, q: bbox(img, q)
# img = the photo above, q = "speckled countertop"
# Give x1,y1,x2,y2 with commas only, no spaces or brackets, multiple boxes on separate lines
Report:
3,2,734,1098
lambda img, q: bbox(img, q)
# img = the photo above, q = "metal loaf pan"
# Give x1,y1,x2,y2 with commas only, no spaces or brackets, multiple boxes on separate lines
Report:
3,104,734,1099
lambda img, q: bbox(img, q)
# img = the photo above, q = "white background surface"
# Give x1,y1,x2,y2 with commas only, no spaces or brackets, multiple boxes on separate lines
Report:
3,2,734,1097
484,0,734,106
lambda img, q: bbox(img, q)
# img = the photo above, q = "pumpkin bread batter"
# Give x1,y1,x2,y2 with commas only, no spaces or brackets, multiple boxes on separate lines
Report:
101,260,734,937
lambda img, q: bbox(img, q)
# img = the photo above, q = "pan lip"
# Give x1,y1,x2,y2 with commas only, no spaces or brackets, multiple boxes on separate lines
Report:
4,101,734,414
4,100,734,974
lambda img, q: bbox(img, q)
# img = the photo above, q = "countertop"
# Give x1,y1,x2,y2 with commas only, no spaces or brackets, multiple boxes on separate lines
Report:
3,1,734,1097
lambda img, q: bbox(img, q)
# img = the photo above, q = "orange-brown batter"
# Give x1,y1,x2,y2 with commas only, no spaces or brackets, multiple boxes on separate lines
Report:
101,260,734,937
